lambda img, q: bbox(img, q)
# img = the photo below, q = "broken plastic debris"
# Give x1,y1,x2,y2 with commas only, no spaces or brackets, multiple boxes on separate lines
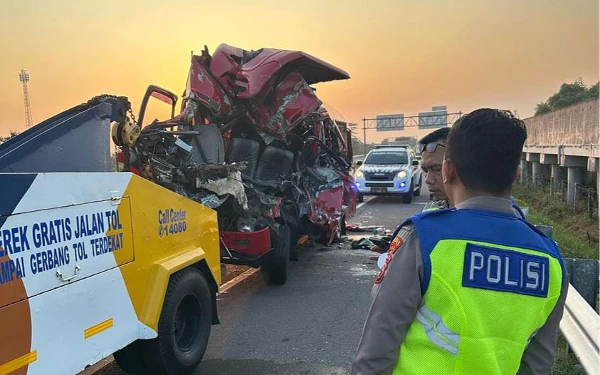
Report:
200,194,229,209
351,238,375,250
199,171,248,210
174,138,193,153
346,224,385,233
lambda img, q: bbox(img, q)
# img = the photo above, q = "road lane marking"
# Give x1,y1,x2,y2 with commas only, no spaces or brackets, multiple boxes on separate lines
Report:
219,268,259,294
356,196,377,210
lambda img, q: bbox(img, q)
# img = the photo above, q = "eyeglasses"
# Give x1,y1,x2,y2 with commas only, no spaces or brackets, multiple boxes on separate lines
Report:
417,142,445,154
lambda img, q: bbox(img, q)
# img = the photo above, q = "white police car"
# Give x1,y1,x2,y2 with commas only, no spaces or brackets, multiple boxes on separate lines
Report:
354,145,422,203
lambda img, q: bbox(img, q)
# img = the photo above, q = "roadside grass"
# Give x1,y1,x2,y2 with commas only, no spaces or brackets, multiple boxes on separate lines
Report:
512,184,598,374
512,184,598,260
551,334,586,375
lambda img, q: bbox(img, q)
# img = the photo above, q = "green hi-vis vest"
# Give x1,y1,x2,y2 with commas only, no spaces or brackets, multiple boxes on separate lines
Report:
392,208,565,374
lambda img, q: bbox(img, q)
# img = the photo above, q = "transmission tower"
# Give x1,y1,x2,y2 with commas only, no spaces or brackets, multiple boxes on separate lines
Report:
19,69,33,128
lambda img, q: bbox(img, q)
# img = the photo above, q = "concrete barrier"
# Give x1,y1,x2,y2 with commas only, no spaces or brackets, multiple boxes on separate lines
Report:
523,99,599,146
520,99,599,200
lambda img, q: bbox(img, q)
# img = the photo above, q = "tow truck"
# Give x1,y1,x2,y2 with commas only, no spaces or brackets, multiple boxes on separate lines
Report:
0,96,221,375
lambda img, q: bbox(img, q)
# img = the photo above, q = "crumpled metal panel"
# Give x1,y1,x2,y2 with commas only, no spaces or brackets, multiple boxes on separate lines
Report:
0,98,128,173
234,47,350,99
303,167,348,243
187,58,233,117
206,43,350,100
248,71,321,141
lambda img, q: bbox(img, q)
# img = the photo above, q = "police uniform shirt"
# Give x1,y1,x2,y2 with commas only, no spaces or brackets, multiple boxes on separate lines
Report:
423,198,527,220
421,199,450,211
352,196,568,375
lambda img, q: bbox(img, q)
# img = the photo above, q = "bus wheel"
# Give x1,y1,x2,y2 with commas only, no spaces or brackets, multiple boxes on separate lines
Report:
265,224,291,285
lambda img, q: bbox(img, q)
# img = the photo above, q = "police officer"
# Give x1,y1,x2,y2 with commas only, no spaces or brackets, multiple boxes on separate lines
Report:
417,127,527,219
352,108,567,375
417,127,451,211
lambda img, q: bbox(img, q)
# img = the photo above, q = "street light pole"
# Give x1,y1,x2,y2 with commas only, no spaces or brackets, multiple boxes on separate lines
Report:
362,118,367,155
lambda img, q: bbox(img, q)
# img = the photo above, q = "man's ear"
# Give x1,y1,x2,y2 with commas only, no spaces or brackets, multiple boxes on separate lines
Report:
442,159,456,184
514,165,522,182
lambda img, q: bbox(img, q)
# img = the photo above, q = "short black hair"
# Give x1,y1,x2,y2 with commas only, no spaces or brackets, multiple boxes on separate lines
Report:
418,127,450,145
446,109,527,195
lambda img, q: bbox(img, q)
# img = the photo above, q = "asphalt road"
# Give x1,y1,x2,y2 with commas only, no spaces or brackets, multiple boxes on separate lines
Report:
350,194,432,234
91,188,431,375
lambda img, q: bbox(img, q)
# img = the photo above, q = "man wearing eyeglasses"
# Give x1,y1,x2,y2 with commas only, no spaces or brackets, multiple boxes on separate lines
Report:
416,128,451,211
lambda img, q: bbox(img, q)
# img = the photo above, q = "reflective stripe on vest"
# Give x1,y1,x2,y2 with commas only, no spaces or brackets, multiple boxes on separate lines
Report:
415,301,459,355
391,208,565,375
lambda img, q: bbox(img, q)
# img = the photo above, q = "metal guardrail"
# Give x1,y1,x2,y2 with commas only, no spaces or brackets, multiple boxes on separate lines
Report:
533,226,599,374
560,283,600,374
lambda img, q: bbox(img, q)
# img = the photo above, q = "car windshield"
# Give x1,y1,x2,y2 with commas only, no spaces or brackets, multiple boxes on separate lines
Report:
364,150,408,165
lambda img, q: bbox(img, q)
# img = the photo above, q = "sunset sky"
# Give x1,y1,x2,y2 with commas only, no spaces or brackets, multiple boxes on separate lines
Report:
0,0,598,143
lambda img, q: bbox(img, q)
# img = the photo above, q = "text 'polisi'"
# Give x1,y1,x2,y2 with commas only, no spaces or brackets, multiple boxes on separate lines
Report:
462,243,550,298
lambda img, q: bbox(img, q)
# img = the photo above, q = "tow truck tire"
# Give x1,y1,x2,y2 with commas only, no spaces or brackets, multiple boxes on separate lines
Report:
265,225,291,285
113,340,148,374
116,267,212,375
113,267,212,375
153,267,212,374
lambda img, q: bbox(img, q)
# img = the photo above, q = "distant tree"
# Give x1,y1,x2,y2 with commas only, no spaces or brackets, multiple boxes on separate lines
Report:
351,137,374,156
535,78,600,115
546,78,588,109
394,136,418,148
0,131,19,144
534,102,553,115
586,82,599,99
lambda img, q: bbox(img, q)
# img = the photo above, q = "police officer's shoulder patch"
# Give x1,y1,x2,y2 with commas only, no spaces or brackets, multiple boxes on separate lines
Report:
374,233,405,284
389,235,403,251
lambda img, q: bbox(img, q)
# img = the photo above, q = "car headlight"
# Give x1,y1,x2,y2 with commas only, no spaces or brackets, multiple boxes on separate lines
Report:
396,170,407,178
355,170,364,178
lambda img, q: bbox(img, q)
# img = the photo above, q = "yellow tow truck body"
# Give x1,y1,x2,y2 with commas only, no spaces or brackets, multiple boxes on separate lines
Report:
0,171,221,375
